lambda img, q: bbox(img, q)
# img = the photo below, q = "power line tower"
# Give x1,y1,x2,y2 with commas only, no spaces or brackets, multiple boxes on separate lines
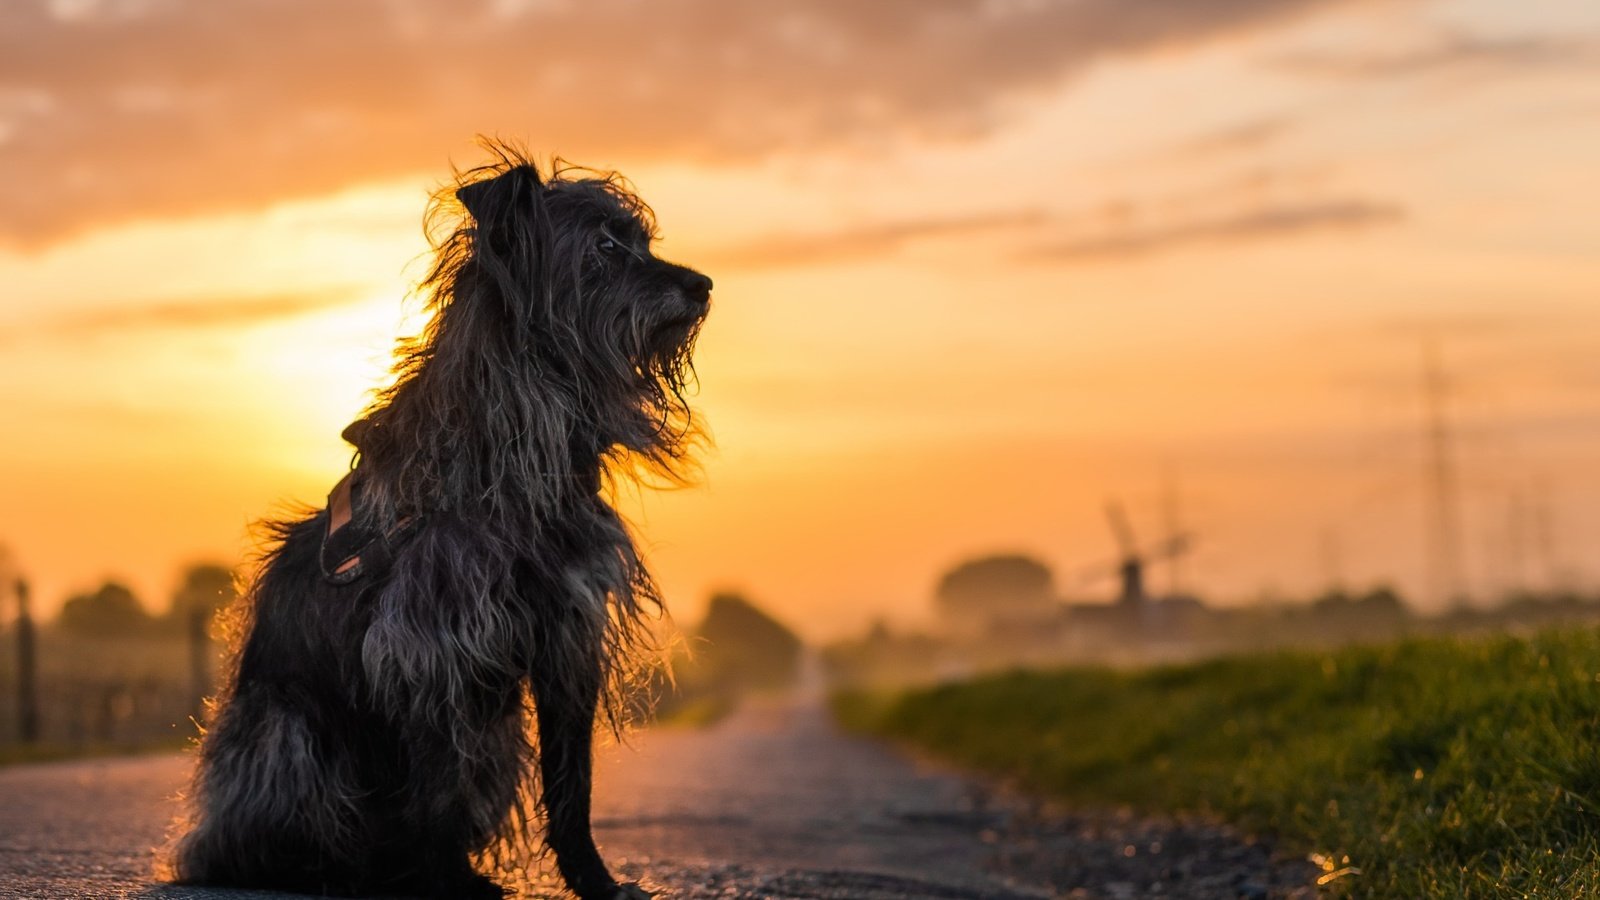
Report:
1161,464,1185,597
1422,341,1468,607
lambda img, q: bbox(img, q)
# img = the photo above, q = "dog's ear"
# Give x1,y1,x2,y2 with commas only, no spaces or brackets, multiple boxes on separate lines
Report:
456,164,544,226
453,163,552,321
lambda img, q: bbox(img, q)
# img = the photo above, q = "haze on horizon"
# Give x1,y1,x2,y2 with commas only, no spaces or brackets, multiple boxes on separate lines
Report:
3,0,1599,639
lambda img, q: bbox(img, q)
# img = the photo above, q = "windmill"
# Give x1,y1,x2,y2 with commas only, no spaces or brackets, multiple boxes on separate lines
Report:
1078,500,1194,607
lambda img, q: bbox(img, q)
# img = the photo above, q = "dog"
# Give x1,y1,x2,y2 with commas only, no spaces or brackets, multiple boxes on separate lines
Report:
168,145,711,900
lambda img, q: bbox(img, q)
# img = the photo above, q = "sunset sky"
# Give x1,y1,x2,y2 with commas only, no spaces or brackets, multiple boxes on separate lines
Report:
3,0,1600,637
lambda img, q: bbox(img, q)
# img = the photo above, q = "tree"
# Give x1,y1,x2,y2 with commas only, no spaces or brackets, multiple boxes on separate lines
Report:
934,554,1056,634
57,581,153,636
163,563,237,635
694,592,803,690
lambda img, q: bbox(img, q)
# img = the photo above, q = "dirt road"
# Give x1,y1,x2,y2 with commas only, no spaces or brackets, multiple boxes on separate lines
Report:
0,698,1313,899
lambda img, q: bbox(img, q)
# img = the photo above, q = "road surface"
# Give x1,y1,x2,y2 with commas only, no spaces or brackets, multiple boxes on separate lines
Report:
0,698,1314,899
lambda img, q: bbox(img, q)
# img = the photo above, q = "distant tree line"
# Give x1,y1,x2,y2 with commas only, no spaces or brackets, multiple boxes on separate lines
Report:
53,564,236,637
825,552,1600,687
649,591,804,726
1,562,239,750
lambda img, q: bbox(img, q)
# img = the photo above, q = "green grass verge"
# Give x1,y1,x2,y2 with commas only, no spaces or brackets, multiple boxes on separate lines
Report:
835,628,1600,898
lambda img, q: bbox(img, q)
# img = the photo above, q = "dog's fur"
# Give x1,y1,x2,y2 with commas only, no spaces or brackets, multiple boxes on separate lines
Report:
168,146,710,900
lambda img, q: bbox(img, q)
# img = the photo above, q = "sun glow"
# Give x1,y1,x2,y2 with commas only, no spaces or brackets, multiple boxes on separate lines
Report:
227,287,429,477
4,0,1600,634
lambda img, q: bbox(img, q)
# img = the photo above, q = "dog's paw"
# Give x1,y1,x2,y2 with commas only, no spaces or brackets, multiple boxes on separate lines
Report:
608,883,654,900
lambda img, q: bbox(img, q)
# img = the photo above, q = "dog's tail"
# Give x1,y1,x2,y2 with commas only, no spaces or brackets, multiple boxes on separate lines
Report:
167,680,367,890
166,517,368,890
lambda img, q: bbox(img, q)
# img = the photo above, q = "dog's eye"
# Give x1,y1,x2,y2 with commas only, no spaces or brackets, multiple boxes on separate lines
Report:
597,237,619,254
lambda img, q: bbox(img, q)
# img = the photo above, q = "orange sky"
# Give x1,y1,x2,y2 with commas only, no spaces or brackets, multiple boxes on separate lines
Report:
3,0,1600,637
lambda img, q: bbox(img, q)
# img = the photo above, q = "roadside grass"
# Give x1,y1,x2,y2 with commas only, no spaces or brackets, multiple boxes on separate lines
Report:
835,627,1600,898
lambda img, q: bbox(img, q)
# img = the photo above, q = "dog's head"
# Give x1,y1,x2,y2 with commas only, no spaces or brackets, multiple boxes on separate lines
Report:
412,148,711,469
454,159,710,383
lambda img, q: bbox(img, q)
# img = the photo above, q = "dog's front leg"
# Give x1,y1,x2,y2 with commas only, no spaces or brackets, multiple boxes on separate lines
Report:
530,650,649,900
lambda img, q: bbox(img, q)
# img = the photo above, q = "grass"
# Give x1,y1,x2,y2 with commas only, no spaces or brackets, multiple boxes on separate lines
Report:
835,627,1600,898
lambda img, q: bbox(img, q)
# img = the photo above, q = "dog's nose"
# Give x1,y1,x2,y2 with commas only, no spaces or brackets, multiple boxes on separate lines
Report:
683,271,713,302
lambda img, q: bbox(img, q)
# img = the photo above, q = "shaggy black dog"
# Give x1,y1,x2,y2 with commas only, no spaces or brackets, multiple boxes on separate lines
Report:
169,146,710,900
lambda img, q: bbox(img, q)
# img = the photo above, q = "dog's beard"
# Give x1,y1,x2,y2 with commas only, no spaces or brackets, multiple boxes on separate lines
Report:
611,295,705,463
605,280,701,385
644,313,702,388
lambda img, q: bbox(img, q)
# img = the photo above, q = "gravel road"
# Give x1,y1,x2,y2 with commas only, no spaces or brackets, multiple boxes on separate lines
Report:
0,697,1315,899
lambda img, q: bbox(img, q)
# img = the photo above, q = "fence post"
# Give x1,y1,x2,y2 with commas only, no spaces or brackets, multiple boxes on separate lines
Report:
16,577,39,743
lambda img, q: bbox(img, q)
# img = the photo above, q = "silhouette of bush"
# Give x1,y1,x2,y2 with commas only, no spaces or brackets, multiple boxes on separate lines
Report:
56,582,153,637
694,592,803,690
935,554,1056,632
159,563,237,636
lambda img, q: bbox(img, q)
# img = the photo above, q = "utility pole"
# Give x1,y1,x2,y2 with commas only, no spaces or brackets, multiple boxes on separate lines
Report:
1422,342,1468,608
1532,477,1559,592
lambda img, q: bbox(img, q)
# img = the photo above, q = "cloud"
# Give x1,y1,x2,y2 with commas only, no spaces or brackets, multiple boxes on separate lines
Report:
706,170,1402,269
1372,313,1549,342
1162,115,1295,158
709,210,1046,269
1275,31,1600,80
702,186,1401,269
7,288,363,342
0,0,1401,245
1027,199,1403,262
